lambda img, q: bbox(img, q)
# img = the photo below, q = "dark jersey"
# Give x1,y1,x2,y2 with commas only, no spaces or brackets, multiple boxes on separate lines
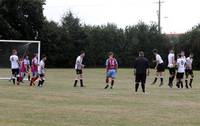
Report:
134,56,149,74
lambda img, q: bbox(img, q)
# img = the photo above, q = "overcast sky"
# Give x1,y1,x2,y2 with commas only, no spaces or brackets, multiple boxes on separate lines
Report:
44,0,200,33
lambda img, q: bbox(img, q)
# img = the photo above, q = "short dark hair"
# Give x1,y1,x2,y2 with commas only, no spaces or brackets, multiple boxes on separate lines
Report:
24,55,29,59
153,49,158,53
139,51,144,57
169,49,174,53
12,49,17,53
33,53,38,57
178,53,182,58
41,54,47,59
108,51,114,56
80,50,85,54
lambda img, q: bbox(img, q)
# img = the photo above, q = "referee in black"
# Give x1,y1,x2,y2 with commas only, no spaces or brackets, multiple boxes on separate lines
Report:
134,51,150,93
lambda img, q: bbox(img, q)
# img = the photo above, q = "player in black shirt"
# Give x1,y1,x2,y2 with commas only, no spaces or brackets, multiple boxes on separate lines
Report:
134,51,150,93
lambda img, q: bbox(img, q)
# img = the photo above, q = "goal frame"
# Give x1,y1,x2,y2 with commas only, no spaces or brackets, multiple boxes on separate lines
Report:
0,40,41,80
0,40,41,63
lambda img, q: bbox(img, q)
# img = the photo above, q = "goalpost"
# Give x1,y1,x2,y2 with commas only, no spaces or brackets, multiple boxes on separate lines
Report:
0,40,41,80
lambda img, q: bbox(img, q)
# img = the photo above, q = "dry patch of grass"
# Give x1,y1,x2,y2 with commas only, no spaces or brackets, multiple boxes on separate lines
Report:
0,69,200,126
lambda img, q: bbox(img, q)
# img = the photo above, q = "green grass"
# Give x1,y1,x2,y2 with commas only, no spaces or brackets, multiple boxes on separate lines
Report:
0,69,200,126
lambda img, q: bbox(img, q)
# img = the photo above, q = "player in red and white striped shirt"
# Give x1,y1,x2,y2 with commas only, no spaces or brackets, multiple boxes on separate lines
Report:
30,54,39,86
104,52,118,89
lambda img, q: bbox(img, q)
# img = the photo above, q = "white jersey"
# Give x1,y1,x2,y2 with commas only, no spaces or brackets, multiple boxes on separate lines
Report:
32,57,38,65
38,60,45,74
156,54,164,64
168,53,175,68
75,56,83,70
177,57,186,73
10,55,19,69
24,59,30,66
186,57,193,70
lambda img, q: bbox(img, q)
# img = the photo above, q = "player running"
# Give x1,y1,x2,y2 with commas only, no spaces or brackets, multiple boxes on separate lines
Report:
167,49,176,88
30,54,39,86
134,51,149,93
151,49,165,87
104,52,118,89
185,53,194,88
176,53,186,88
38,55,47,87
74,51,85,87
10,49,20,85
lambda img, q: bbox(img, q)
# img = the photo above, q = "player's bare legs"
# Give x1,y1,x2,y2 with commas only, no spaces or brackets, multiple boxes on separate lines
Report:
74,75,79,87
104,77,109,89
159,72,164,87
80,74,84,87
152,72,159,85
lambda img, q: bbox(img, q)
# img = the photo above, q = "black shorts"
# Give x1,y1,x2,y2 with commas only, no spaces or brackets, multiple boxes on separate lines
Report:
76,69,82,75
157,63,165,72
185,69,194,77
135,73,147,84
176,73,184,79
25,67,30,72
168,67,176,75
12,69,19,75
39,74,45,78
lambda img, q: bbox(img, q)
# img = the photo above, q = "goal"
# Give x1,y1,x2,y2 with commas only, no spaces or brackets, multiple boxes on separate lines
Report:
0,40,41,80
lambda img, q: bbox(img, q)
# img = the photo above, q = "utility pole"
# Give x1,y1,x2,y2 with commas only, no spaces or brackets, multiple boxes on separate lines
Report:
156,0,164,34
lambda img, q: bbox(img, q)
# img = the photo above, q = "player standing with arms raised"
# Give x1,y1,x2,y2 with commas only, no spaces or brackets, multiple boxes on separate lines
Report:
104,52,118,89
74,51,85,87
168,49,176,88
185,53,194,88
151,49,165,87
10,49,20,85
24,55,31,81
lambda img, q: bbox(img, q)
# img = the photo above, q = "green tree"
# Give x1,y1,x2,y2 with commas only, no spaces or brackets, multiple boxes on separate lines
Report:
61,11,87,67
0,0,45,40
124,22,170,67
176,24,200,69
40,20,66,67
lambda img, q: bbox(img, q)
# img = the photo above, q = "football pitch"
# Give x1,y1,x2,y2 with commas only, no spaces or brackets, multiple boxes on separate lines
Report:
0,69,200,126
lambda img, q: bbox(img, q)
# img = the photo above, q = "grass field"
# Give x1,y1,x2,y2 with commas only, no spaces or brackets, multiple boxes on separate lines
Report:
0,69,200,126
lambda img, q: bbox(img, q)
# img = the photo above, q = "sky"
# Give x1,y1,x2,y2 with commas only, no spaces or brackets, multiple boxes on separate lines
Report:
43,0,200,34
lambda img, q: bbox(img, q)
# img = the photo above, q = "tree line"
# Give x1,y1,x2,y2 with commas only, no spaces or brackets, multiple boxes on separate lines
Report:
0,0,200,69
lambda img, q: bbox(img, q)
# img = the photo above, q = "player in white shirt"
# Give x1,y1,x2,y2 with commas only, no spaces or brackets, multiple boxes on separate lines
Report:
10,49,20,85
74,51,85,87
23,55,31,81
167,49,176,88
185,53,194,88
176,53,186,88
152,49,165,87
38,55,47,87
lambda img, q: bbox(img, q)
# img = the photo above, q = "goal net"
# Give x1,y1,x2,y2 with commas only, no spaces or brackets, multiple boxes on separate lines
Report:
0,40,41,80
